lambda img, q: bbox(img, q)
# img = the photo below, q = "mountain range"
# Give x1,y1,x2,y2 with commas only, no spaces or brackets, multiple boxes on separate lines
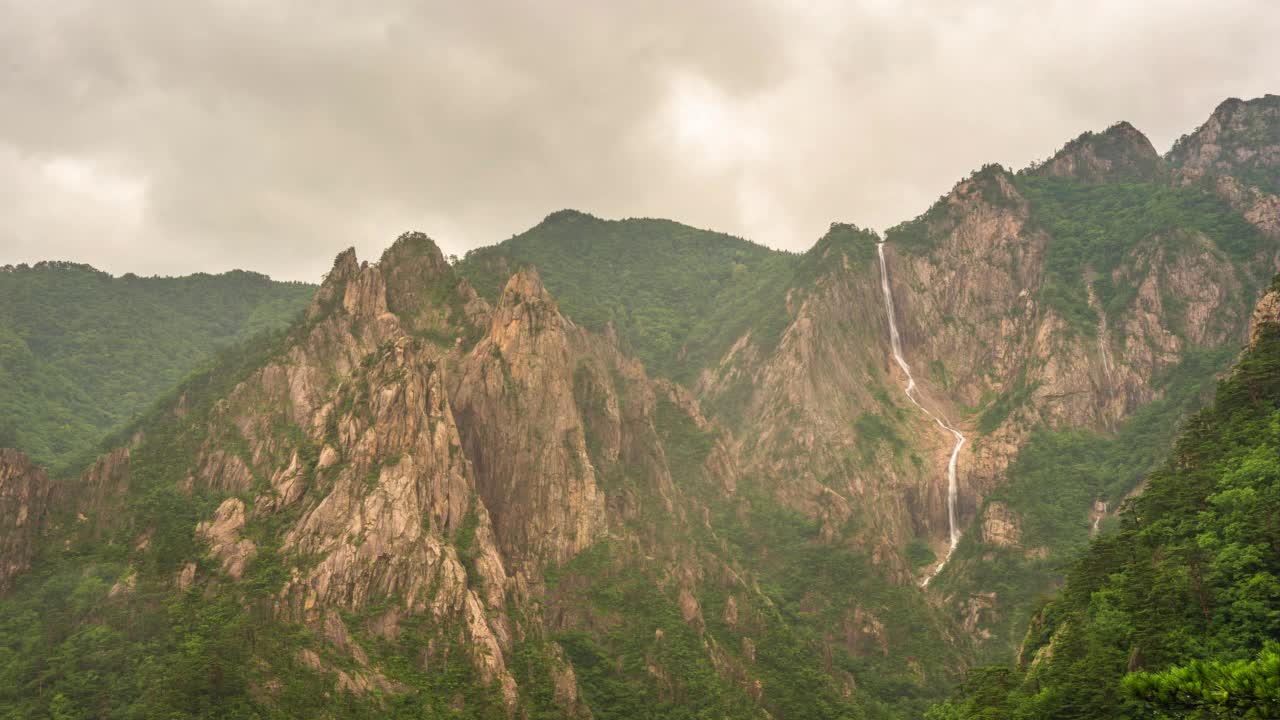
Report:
0,93,1277,719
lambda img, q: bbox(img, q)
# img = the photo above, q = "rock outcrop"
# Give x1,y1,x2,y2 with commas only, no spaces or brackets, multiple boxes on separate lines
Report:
0,450,55,595
122,233,691,710
448,270,608,574
1169,95,1280,190
1251,284,1280,347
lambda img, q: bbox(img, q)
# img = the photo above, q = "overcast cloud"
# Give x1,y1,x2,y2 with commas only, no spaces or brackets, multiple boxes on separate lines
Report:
2,0,1278,281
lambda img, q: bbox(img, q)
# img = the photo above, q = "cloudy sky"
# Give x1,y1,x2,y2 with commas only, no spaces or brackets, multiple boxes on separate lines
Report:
3,1,1278,281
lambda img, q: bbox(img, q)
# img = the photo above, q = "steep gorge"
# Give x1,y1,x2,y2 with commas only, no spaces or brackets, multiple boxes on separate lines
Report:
876,241,966,584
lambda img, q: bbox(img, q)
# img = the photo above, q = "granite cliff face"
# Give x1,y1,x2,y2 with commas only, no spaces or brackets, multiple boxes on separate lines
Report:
696,227,955,580
672,104,1277,657
1170,95,1280,257
870,106,1275,654
0,450,55,594
168,233,698,709
1169,95,1280,191
889,170,1252,507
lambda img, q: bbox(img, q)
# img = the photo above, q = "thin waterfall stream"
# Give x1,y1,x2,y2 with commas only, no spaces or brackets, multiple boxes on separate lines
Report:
876,242,965,587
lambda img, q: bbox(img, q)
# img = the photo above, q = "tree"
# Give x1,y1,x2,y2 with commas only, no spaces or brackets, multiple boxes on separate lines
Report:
1123,645,1280,718
0,417,17,448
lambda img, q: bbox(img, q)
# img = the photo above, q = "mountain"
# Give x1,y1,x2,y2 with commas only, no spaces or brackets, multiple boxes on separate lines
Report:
0,262,315,470
456,210,803,384
1169,94,1280,196
455,97,1280,663
928,280,1280,719
0,95,1278,718
0,234,961,718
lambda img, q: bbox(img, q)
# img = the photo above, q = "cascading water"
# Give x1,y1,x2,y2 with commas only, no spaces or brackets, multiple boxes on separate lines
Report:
876,242,965,587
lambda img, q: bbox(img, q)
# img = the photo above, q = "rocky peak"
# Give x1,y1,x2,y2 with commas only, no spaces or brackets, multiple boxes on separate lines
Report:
308,236,487,343
805,223,880,268
1032,121,1162,183
325,248,361,287
449,263,609,573
376,231,481,336
379,231,448,267
379,232,453,297
308,247,364,320
499,266,554,305
1169,94,1280,191
491,267,560,334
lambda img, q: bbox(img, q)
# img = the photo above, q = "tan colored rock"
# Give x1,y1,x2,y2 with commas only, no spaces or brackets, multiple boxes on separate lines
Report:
547,642,591,718
678,587,704,630
0,450,57,595
723,595,739,627
448,269,619,573
1251,289,1280,347
108,570,137,598
196,498,257,580
961,592,998,635
176,562,197,592
317,445,340,469
980,502,1022,547
844,606,889,657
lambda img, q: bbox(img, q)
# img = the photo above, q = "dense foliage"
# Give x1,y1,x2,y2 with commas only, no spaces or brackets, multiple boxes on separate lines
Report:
1014,175,1266,334
930,317,1280,719
0,262,314,471
1123,644,1280,718
457,210,816,383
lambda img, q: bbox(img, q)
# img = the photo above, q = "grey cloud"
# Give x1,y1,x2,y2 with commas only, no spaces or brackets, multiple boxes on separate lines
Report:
2,0,1278,280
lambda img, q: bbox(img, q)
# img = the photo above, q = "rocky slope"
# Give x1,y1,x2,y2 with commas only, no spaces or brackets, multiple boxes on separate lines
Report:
0,232,961,719
0,450,55,594
1169,94,1280,194
877,101,1275,657
929,280,1280,719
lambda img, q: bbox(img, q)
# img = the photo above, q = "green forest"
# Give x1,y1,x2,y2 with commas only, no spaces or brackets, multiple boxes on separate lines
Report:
0,262,314,471
1013,175,1267,334
457,210,804,383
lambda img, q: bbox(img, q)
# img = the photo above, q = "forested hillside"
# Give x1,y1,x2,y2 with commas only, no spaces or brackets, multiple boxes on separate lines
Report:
456,210,806,383
0,263,314,470
928,285,1280,719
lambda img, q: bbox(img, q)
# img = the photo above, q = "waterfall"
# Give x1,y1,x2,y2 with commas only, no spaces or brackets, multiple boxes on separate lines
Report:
876,242,965,587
